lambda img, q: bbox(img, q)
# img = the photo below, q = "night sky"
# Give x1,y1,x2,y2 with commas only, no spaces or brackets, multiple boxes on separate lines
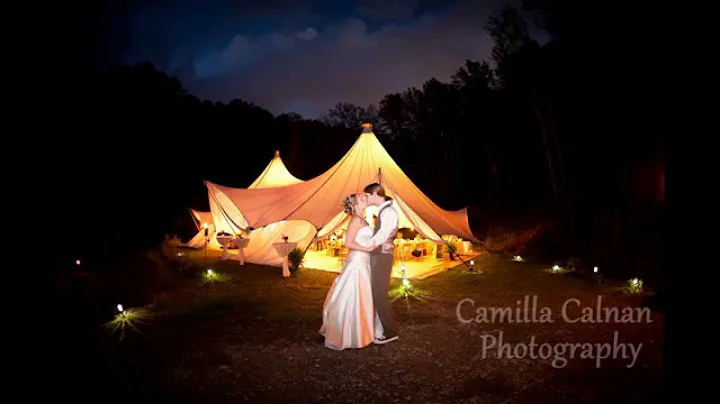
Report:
102,0,545,118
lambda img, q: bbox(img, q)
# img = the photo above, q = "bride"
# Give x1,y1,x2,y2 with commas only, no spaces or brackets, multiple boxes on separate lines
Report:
319,193,384,350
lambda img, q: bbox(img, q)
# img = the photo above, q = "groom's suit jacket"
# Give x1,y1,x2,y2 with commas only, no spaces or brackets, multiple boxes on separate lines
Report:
370,199,398,256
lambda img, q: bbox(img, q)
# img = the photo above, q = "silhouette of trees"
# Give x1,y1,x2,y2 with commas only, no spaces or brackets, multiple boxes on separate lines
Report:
319,102,384,134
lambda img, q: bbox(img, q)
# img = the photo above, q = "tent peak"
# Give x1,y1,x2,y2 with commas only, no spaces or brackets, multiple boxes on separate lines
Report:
274,150,280,157
361,123,373,133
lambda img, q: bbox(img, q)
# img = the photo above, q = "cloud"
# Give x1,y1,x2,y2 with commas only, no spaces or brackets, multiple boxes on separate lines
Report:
183,0,513,117
194,31,299,76
297,27,318,40
338,18,379,51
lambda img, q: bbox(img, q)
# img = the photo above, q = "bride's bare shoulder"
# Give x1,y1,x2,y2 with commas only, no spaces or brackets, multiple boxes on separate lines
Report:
348,215,369,228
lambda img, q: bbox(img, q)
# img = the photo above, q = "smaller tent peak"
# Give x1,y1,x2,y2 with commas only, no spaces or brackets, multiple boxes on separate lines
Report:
274,150,280,158
361,123,373,133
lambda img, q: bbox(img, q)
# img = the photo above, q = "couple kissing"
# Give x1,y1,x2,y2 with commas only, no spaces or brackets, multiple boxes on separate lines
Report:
319,183,399,349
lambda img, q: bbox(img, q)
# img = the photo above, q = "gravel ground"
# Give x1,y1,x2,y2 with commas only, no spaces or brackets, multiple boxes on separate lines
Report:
72,250,664,403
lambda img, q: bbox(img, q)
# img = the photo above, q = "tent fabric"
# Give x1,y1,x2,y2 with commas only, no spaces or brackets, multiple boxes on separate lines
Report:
239,220,317,266
206,125,478,242
184,151,316,266
190,208,214,229
209,150,303,235
248,150,304,188
183,223,224,249
183,209,223,248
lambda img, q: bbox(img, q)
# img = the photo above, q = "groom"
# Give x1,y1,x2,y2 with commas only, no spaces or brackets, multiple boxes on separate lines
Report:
364,183,399,344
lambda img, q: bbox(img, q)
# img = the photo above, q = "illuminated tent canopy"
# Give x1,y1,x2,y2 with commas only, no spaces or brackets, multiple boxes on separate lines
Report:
248,150,303,189
182,151,316,262
183,208,223,249
205,124,477,265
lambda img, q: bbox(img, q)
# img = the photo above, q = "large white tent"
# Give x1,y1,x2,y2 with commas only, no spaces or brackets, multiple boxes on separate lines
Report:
182,151,317,266
202,124,477,274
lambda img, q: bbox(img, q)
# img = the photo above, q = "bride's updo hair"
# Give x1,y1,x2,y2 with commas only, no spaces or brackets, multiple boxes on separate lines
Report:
342,194,357,215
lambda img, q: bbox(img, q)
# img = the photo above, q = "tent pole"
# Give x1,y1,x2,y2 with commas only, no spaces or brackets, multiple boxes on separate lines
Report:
303,229,319,257
441,238,470,267
208,186,242,236
189,209,200,231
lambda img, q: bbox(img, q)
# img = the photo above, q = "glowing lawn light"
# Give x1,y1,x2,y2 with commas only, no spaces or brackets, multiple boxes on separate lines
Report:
117,304,123,313
512,255,523,262
402,278,410,286
626,277,644,293
207,269,213,275
76,259,81,265
202,222,208,229
594,266,598,273
552,265,560,271
464,258,479,273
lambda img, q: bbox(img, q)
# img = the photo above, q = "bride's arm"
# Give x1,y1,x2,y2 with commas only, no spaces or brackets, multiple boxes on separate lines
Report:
344,218,376,252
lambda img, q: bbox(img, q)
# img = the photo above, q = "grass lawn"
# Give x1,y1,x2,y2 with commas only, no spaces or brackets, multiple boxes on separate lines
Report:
58,243,664,403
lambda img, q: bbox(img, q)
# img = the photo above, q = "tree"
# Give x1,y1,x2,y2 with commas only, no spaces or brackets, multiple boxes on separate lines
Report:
277,112,304,122
378,93,409,139
485,8,531,64
320,102,364,129
451,60,495,91
485,7,562,198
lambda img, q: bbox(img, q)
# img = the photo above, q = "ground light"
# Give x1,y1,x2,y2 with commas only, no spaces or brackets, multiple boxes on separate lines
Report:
397,264,414,296
512,255,523,262
546,264,567,274
202,268,228,284
465,259,481,274
624,278,644,294
105,304,148,341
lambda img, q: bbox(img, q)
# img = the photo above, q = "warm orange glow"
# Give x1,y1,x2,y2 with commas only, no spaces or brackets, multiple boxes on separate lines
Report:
203,222,208,229
361,123,372,128
248,150,304,189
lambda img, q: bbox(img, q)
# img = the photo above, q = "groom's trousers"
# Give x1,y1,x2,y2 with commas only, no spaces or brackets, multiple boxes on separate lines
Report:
370,252,397,336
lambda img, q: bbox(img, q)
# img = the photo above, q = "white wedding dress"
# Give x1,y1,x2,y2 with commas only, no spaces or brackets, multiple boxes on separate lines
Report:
319,224,384,350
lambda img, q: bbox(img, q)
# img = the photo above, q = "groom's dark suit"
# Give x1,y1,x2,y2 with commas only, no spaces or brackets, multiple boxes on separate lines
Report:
370,199,399,338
